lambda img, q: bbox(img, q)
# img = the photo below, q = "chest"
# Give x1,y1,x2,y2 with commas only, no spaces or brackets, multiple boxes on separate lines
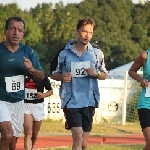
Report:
0,50,26,75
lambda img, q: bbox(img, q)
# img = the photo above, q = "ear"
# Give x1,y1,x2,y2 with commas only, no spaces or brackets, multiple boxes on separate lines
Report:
4,30,7,36
75,29,79,35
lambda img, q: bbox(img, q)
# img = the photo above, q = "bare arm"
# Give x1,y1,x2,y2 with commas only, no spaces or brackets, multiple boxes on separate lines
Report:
85,68,107,80
28,67,45,80
23,57,44,80
50,73,64,81
37,90,53,99
50,72,72,82
128,51,148,87
97,72,107,80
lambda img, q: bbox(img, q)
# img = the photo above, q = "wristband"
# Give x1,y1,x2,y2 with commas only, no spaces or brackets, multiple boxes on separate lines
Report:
96,72,101,79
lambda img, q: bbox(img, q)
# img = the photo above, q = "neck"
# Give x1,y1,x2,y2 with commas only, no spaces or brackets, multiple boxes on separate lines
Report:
72,42,88,57
76,42,88,52
4,41,19,52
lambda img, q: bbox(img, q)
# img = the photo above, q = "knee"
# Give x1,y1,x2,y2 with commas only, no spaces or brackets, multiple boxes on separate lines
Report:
1,133,13,141
82,145,87,150
31,136,37,141
24,130,32,137
146,143,150,150
74,132,83,141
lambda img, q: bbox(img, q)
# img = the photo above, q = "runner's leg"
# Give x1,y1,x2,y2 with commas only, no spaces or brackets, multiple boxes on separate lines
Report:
0,121,13,150
32,120,42,147
24,114,33,150
9,136,18,150
82,132,90,150
71,127,83,150
143,127,150,150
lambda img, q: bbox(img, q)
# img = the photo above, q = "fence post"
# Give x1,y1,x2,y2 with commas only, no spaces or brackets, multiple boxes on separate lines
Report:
122,71,128,125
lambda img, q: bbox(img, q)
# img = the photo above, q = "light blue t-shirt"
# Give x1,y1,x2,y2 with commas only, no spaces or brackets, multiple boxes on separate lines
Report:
54,41,108,108
0,42,42,103
137,49,150,109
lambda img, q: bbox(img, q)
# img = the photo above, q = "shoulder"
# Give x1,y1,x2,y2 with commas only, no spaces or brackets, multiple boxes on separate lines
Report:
0,42,6,50
0,42,4,46
20,43,38,59
20,43,35,54
91,44,104,56
139,51,147,60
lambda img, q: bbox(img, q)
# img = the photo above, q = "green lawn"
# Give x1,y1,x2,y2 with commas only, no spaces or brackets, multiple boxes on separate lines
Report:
44,144,145,150
38,119,144,150
40,119,142,136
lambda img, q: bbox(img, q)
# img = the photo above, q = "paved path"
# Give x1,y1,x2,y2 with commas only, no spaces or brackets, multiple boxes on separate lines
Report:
16,135,145,150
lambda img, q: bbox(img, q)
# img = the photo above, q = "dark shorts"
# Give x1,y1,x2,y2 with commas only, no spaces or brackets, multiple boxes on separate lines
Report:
138,108,150,130
63,107,95,132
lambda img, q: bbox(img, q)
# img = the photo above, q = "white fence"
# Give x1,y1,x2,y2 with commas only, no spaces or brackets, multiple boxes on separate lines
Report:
43,71,142,125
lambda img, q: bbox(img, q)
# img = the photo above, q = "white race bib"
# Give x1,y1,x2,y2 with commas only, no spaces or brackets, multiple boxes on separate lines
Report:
5,75,24,92
71,61,90,77
145,82,150,97
25,88,37,100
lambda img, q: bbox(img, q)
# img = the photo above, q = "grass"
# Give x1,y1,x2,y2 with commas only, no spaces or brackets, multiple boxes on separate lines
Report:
40,119,143,136
40,145,145,150
38,119,144,150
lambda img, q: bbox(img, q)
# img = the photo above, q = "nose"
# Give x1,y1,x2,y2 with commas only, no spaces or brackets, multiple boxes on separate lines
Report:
14,29,19,35
86,32,92,37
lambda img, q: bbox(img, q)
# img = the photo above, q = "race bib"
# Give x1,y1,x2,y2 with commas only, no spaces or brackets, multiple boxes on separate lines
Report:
145,82,150,97
25,88,37,100
5,75,24,92
71,61,90,77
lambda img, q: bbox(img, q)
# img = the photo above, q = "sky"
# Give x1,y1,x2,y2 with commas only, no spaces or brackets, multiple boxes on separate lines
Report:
0,0,141,10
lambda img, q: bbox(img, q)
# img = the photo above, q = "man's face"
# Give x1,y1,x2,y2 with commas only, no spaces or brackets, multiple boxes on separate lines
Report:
77,24,94,45
4,20,24,46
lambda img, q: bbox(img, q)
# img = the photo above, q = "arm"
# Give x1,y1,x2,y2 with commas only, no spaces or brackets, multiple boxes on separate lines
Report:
28,67,45,80
24,57,44,80
98,50,108,80
97,71,107,80
37,75,53,99
50,73,64,81
128,51,148,87
50,72,72,82
85,69,107,80
85,49,108,80
37,90,53,99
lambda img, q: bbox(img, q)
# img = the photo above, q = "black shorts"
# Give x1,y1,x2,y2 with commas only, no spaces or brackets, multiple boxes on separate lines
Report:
138,108,150,130
63,107,95,132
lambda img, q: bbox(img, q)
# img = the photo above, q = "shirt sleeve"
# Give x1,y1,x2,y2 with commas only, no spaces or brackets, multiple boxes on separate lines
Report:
44,74,52,90
98,50,108,74
30,49,42,70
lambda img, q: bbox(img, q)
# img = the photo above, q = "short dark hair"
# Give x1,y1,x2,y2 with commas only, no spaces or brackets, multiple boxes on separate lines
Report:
76,17,96,30
5,16,25,30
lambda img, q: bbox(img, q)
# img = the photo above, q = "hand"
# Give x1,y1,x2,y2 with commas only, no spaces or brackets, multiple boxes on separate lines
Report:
63,72,72,82
23,57,34,72
140,79,149,88
85,68,98,77
37,92,43,99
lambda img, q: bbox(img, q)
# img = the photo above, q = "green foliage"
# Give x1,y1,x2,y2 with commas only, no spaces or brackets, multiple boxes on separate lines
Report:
1,0,150,73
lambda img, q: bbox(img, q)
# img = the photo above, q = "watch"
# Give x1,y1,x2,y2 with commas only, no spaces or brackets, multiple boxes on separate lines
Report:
96,71,101,79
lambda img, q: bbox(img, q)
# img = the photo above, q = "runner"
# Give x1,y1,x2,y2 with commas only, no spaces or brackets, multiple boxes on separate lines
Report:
50,17,108,150
0,16,44,150
24,72,53,150
129,49,150,150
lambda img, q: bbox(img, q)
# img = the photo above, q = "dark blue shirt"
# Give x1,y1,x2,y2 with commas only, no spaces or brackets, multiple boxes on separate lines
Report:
0,42,42,103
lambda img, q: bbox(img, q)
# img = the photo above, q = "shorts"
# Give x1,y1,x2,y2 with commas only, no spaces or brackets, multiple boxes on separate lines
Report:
63,106,95,132
0,100,24,137
138,108,150,130
24,103,44,121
